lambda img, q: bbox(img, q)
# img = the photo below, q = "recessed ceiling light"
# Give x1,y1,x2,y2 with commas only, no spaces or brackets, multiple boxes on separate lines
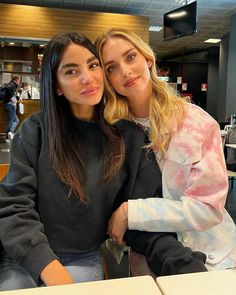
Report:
174,0,195,4
204,38,221,43
149,26,163,32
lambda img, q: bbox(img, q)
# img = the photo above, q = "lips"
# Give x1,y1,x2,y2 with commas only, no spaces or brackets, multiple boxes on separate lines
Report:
124,77,139,87
80,86,99,96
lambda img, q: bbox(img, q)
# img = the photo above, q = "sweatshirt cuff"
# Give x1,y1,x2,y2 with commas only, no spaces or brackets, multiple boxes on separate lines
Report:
21,242,58,283
128,199,144,231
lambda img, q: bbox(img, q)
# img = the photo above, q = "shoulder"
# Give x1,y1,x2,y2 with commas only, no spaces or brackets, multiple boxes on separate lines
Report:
171,103,220,146
16,112,43,148
184,103,218,128
115,119,145,139
6,80,17,89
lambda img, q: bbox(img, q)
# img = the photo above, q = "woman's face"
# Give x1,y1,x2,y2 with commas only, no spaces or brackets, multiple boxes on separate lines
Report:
56,43,104,120
101,37,152,101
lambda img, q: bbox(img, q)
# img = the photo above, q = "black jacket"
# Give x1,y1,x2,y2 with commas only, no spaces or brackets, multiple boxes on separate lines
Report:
3,80,18,103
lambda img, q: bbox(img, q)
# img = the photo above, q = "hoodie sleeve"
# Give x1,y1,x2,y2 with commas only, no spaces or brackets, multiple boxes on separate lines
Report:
0,115,57,282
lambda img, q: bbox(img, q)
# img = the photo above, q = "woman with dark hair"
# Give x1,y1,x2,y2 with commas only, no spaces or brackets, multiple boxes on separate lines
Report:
0,32,206,291
0,31,131,290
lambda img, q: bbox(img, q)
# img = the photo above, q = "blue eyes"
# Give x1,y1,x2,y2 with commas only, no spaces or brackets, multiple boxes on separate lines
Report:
127,53,136,62
107,64,118,73
106,52,136,74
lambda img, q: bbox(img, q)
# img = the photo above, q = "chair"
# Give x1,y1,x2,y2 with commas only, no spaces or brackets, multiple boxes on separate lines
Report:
0,164,9,181
226,170,236,210
227,170,236,191
224,125,232,132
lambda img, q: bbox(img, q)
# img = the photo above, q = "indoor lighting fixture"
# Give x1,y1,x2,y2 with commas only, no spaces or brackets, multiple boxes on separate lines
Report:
149,26,163,32
9,42,15,45
204,38,221,43
174,0,195,4
168,11,187,18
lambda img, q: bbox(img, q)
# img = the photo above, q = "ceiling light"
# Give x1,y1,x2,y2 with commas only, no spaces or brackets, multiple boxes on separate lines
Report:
204,38,221,43
174,0,195,4
168,11,187,18
149,26,163,32
9,42,15,45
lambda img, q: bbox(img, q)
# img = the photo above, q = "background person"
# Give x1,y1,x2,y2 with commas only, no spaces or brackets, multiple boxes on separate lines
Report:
159,66,170,77
96,27,236,271
2,74,21,141
19,82,32,100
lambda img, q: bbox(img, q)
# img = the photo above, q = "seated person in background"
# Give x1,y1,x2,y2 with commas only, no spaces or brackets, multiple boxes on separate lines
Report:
159,66,170,77
0,32,206,292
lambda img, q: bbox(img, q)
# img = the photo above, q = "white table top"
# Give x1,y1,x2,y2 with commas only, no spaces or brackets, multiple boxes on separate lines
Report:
156,269,236,295
226,144,236,149
0,275,162,295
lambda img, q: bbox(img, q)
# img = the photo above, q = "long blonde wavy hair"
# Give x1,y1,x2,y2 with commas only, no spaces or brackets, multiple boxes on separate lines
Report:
95,28,187,153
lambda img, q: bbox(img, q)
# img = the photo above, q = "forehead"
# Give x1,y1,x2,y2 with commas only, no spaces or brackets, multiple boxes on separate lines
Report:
59,43,94,64
102,37,134,60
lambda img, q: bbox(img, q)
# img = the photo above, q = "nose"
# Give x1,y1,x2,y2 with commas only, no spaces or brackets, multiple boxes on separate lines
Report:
120,63,131,77
80,69,92,85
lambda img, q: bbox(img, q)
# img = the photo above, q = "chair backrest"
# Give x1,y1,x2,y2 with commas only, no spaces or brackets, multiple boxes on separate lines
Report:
0,164,9,181
224,125,232,132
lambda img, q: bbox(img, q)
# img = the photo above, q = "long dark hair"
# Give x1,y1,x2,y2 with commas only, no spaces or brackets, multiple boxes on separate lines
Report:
40,32,124,202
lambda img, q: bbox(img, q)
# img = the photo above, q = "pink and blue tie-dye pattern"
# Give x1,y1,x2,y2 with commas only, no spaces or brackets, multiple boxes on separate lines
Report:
129,103,236,270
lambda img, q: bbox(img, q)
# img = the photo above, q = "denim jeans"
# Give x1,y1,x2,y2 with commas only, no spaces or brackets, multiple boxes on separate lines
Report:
4,102,19,134
0,249,104,291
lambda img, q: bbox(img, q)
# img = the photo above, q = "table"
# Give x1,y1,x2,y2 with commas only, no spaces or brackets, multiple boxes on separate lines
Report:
156,269,236,295
226,144,236,149
0,275,162,295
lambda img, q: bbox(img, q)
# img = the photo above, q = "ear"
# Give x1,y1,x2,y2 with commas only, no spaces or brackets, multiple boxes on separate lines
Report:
56,87,63,96
147,60,152,68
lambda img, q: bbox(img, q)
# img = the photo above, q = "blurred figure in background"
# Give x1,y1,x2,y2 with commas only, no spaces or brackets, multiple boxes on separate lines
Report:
2,74,21,142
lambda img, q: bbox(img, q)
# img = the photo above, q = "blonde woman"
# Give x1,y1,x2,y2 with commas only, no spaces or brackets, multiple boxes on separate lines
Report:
95,28,236,271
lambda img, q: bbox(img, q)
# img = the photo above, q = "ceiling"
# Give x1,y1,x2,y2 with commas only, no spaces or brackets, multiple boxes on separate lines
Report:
1,0,236,60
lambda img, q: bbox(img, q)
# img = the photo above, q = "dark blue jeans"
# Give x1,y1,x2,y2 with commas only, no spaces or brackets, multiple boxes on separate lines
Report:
4,102,19,135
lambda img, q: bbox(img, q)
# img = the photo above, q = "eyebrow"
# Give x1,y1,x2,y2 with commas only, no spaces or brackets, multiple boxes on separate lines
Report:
61,56,98,69
104,47,136,67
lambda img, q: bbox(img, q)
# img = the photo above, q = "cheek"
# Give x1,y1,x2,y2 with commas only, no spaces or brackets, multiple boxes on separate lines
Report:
107,75,121,91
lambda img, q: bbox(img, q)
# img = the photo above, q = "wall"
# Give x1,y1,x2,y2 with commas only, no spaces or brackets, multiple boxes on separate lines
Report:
218,13,236,122
206,46,219,119
225,13,236,120
0,3,149,43
158,61,208,110
218,33,229,122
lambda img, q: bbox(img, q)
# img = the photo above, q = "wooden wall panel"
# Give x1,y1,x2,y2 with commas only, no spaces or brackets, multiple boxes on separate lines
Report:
0,3,149,43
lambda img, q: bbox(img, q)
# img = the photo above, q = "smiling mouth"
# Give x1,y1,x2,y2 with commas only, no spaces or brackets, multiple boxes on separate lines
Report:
81,87,99,96
124,77,139,87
